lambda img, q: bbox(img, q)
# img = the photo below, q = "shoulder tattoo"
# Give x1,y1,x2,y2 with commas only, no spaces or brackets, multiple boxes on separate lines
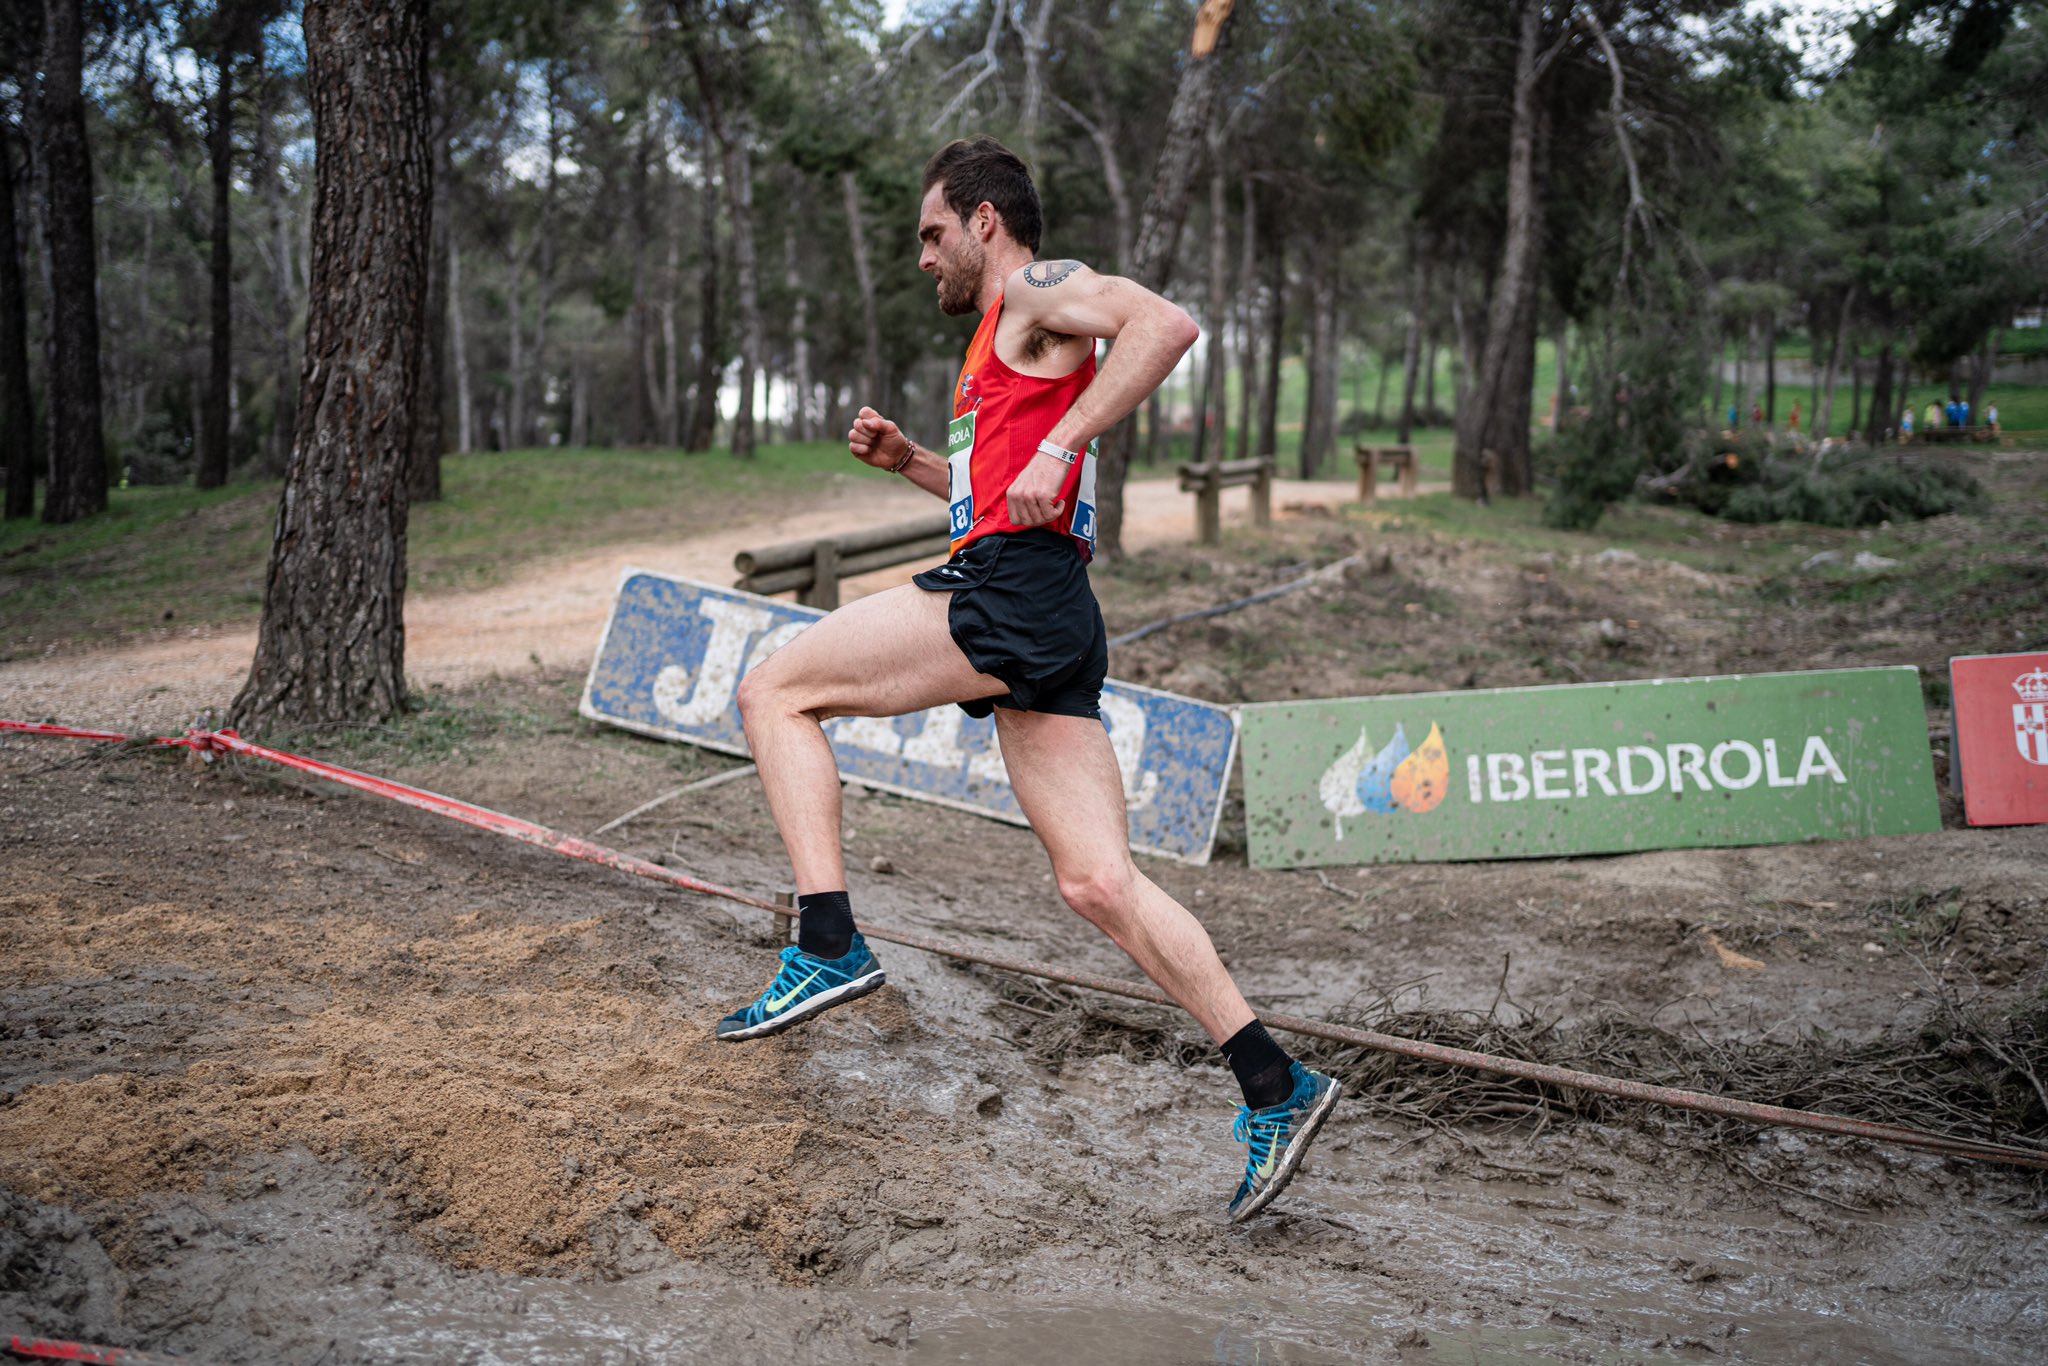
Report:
1022,259,1082,289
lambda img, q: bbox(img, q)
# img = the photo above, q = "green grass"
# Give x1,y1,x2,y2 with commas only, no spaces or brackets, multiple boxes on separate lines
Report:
0,441,890,659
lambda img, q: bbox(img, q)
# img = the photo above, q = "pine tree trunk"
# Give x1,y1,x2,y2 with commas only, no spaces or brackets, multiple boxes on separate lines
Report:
2,122,35,520
686,131,722,451
1397,245,1430,443
1965,329,1995,425
1300,255,1338,478
1256,238,1284,461
1094,1,1235,556
410,118,448,503
532,64,560,447
721,112,761,460
39,0,108,524
1867,342,1894,443
784,213,811,442
1192,147,1227,466
450,233,472,452
1765,320,1777,424
1551,320,1568,432
504,236,523,449
257,59,297,477
627,113,653,446
840,169,883,407
661,142,681,447
1816,288,1853,439
232,0,429,730
1233,175,1256,462
197,39,236,489
1453,0,1548,499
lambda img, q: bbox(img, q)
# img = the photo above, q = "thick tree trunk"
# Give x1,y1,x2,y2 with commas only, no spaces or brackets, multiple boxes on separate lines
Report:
197,40,236,489
39,0,108,524
2,125,35,520
1095,1,1235,556
256,59,297,477
1397,245,1430,443
1453,0,1549,499
686,130,721,451
1256,237,1284,461
232,0,429,730
840,169,883,406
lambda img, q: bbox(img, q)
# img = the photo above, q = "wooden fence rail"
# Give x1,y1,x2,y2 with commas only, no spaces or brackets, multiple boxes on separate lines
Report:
1178,456,1275,545
733,513,952,609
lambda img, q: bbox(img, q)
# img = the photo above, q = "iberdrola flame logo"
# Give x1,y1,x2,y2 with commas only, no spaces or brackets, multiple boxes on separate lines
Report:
1319,722,1449,839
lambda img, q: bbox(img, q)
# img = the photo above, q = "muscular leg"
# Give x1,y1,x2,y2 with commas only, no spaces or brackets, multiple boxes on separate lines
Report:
736,583,1005,893
995,708,1256,1044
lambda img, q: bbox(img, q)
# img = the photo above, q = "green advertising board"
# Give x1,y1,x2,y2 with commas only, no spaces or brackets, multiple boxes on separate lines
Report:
1241,667,1941,868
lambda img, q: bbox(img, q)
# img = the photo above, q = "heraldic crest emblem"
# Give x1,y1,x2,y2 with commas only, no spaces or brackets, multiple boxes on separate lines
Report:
2015,667,2048,767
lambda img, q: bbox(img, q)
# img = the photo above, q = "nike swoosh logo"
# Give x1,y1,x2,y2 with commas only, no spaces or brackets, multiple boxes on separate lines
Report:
1254,1144,1280,1180
767,969,822,1013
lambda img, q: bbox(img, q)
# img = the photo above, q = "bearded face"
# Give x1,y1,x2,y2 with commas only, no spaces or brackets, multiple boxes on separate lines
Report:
934,226,985,317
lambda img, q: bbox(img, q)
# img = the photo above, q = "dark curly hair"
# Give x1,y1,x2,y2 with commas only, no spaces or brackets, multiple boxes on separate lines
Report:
922,136,1042,254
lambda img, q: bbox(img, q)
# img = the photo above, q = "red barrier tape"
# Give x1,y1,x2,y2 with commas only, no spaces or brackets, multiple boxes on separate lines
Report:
5,1335,188,1365
6,717,2046,1173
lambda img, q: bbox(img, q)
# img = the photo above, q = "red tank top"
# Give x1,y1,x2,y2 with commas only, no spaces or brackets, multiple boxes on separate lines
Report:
946,295,1099,560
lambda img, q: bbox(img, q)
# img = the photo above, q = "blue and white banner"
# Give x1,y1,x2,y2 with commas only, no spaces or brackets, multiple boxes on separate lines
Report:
579,570,1239,863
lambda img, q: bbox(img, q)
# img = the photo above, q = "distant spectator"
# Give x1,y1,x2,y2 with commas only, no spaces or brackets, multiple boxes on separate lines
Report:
1987,402,2000,434
1925,401,1942,432
1750,400,1763,427
1945,399,1962,429
1959,398,1971,427
1727,402,1739,429
1787,400,1801,432
1901,408,1915,442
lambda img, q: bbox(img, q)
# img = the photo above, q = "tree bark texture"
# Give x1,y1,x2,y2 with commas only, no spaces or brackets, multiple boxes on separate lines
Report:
1453,0,1548,500
627,115,653,446
2,124,35,520
39,0,108,524
783,212,811,442
1095,5,1235,556
532,63,561,447
1300,252,1339,478
1191,142,1227,466
1232,174,1255,462
720,112,761,459
1815,287,1853,439
661,143,681,446
232,0,429,730
197,37,237,489
686,128,721,451
449,232,472,451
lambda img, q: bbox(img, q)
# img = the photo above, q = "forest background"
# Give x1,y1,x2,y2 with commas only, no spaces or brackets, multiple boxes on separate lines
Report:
1,0,2044,724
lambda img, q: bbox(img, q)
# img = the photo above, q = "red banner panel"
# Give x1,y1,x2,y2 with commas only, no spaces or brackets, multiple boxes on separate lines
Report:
1951,651,2048,827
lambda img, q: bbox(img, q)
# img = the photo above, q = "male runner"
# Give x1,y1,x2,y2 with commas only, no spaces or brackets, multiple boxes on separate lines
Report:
718,136,1339,1222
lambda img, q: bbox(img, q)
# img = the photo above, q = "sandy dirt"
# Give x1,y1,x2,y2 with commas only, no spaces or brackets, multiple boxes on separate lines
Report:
3,466,2045,1364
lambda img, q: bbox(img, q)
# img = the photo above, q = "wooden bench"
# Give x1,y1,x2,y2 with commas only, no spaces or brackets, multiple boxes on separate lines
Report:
1177,456,1274,545
1355,444,1419,503
733,512,952,610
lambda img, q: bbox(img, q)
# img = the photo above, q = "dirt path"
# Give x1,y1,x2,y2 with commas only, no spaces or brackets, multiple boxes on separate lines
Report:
0,475,1373,733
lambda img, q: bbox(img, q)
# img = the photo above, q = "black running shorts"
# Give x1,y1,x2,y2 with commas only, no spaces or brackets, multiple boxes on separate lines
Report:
911,529,1108,720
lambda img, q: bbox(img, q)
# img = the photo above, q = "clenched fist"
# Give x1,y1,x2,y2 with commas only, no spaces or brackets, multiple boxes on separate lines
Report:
848,406,910,471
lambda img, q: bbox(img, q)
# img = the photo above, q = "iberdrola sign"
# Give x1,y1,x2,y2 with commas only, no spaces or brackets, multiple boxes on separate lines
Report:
1241,667,1940,868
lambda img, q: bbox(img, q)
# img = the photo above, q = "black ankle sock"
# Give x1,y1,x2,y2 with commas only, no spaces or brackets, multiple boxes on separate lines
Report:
796,890,855,960
1220,1019,1296,1110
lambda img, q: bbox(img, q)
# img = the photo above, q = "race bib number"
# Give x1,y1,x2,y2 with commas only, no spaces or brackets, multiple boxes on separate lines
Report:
1070,437,1100,553
947,410,977,541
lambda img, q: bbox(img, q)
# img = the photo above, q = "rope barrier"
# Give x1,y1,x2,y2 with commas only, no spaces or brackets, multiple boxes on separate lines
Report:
7,717,2045,1173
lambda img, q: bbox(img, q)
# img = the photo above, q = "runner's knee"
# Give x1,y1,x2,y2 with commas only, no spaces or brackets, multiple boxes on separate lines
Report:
1057,860,1138,926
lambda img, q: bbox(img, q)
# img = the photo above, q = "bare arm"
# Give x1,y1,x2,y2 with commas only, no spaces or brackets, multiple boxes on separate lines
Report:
847,406,947,500
1001,260,1199,526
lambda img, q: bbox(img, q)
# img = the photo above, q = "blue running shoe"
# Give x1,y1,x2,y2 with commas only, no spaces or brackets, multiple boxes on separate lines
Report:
715,933,886,1041
1227,1062,1342,1222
